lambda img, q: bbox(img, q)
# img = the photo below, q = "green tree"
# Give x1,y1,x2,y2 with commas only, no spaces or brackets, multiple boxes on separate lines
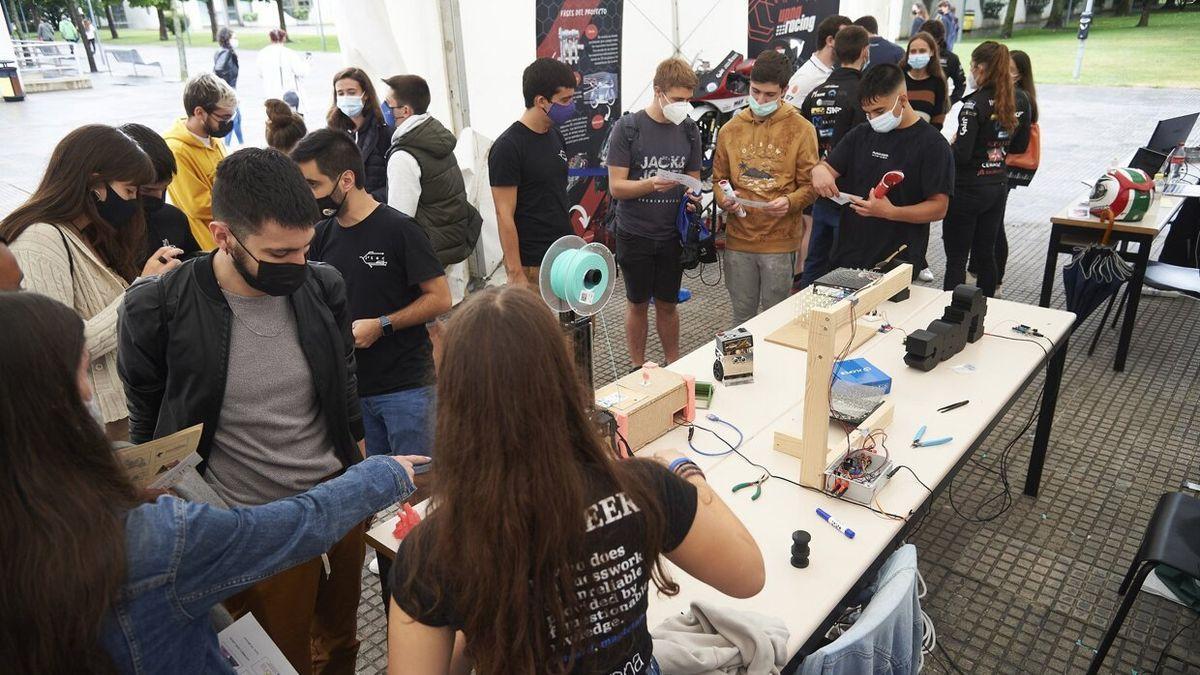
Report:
1044,0,1067,27
273,0,286,32
1114,0,1132,14
128,0,170,40
1002,0,1019,36
102,1,118,38
1136,0,1155,25
200,0,216,41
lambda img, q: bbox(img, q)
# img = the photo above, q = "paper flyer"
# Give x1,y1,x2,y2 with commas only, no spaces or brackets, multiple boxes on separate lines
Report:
654,169,703,194
830,192,863,206
736,196,774,209
114,424,203,490
219,614,298,675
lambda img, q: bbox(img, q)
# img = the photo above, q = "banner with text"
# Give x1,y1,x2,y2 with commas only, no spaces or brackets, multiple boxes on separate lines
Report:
748,0,841,66
536,0,623,246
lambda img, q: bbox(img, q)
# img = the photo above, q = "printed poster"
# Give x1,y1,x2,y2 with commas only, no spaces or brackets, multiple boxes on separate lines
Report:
536,0,624,248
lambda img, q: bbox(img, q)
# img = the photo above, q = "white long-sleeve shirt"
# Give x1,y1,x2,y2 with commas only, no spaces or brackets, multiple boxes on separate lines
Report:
783,54,834,106
257,44,310,103
386,113,432,218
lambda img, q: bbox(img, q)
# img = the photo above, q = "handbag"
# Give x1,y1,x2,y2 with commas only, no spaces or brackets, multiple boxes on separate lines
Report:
1006,122,1040,187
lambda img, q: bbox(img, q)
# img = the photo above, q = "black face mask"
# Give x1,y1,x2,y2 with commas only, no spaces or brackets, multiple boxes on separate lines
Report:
315,185,345,218
142,194,166,214
208,115,235,138
228,233,309,297
94,185,138,227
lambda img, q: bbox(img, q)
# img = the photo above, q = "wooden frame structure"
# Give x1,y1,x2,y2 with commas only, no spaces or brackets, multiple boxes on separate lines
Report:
772,265,912,488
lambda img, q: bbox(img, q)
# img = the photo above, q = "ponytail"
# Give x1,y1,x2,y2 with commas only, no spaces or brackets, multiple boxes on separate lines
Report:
972,41,1017,133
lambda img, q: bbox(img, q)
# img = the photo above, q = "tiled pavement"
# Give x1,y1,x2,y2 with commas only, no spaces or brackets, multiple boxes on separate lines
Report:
3,75,1198,674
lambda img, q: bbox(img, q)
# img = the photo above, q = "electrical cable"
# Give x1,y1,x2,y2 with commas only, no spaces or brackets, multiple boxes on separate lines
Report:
1151,612,1200,674
685,416,744,457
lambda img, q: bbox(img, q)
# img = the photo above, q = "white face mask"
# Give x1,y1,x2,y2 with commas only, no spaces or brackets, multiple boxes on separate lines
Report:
660,95,693,125
869,96,903,134
230,37,239,49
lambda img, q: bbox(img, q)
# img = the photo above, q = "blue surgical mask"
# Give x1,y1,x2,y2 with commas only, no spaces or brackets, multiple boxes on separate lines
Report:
908,53,931,70
336,95,364,118
747,97,779,118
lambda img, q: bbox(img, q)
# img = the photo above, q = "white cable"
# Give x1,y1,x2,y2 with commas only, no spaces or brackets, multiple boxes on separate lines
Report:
597,309,620,382
917,569,936,673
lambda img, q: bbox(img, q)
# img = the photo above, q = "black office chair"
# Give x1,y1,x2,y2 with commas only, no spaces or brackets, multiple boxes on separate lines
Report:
1086,492,1200,674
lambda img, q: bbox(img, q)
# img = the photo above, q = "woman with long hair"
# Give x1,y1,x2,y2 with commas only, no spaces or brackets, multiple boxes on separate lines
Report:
942,41,1031,297
327,66,394,202
0,292,422,675
0,124,182,440
388,287,765,674
910,2,929,39
903,32,947,130
919,18,965,104
213,27,243,146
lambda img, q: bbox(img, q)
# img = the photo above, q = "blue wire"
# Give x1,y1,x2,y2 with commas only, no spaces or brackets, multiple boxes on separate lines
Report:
686,414,745,457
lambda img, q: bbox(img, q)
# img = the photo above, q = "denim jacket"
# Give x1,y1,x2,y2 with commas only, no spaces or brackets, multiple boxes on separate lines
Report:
800,544,923,675
100,455,414,674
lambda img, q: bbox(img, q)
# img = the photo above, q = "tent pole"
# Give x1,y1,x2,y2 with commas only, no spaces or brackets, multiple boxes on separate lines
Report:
670,0,681,55
436,0,471,135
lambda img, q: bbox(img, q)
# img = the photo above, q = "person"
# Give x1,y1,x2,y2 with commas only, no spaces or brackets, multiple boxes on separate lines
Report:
489,57,576,288
213,27,244,147
0,236,24,290
714,50,819,326
386,286,766,674
1,125,181,442
0,291,424,675
943,41,1031,298
854,15,905,72
783,14,852,106
119,123,202,267
294,128,451,611
37,17,53,41
811,64,955,278
903,32,948,130
798,25,870,288
327,67,393,202
117,148,370,675
920,19,965,104
910,2,930,38
606,57,702,366
265,97,307,152
163,73,237,251
259,29,310,111
83,17,96,52
938,0,960,52
58,13,78,44
383,73,483,266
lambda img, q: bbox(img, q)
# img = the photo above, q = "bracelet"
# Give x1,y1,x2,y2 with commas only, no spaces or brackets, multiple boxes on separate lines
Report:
668,457,695,474
678,466,706,481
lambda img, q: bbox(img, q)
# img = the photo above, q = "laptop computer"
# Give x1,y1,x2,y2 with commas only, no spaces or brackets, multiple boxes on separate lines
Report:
1147,112,1199,154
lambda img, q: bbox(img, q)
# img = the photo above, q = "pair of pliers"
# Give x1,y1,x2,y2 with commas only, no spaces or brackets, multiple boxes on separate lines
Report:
912,425,953,448
732,474,769,500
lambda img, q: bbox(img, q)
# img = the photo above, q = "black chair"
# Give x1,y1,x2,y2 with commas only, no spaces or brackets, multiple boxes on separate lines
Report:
1086,492,1200,674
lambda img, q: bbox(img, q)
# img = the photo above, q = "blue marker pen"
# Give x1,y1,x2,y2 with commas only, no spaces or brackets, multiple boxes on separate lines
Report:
816,508,856,539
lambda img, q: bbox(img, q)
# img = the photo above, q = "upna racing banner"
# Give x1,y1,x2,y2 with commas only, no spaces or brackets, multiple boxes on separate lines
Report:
747,0,841,66
536,0,623,246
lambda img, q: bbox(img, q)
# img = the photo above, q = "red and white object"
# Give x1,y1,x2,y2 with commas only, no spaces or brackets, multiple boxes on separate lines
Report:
873,171,905,199
391,502,422,540
719,179,747,217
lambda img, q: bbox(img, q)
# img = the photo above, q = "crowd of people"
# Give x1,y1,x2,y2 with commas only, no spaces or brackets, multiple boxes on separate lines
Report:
0,16,1042,673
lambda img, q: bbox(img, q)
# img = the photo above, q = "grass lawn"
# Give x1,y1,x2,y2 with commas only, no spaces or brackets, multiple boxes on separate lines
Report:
95,28,338,52
956,10,1200,88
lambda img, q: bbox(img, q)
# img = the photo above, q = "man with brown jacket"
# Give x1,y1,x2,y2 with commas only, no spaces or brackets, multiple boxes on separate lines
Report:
714,51,819,326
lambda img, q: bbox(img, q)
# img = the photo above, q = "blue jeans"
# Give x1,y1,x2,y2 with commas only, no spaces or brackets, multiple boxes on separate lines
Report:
800,199,842,287
223,107,244,146
361,385,435,473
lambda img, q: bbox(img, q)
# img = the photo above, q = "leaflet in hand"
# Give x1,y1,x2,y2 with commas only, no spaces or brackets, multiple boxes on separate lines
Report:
736,196,774,209
219,614,299,675
830,192,862,206
114,424,203,490
654,170,703,194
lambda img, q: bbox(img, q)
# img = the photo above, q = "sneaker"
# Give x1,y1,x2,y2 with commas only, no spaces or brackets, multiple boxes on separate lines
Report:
918,268,935,282
368,556,380,575
1142,286,1182,298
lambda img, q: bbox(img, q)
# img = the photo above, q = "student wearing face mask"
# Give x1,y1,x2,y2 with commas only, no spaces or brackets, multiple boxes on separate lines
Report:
714,50,819,327
163,73,238,251
942,41,1030,298
213,28,243,147
1,124,182,442
326,67,393,202
811,64,955,276
606,57,702,366
489,57,577,289
120,123,202,269
117,149,370,675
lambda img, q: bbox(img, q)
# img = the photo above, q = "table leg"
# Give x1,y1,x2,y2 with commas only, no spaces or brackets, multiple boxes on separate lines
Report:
1039,223,1061,308
1025,335,1068,497
1113,235,1151,372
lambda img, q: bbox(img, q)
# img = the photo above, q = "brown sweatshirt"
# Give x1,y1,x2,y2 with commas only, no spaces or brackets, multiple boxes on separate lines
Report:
713,101,819,253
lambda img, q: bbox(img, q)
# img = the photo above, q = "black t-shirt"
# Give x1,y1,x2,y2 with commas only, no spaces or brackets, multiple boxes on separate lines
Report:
827,120,955,271
389,460,698,674
308,204,444,396
801,67,867,161
142,202,201,268
952,87,1033,186
488,121,573,266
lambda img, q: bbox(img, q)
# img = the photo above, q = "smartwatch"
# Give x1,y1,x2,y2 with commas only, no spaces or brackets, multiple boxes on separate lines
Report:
379,315,394,337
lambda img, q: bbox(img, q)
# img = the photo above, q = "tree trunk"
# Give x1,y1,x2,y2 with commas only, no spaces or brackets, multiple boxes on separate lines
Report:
1045,0,1067,27
203,0,217,40
1136,0,1154,23
104,3,119,38
156,6,169,40
65,0,98,72
274,0,287,32
1114,0,1132,14
1001,0,1020,36
234,0,244,26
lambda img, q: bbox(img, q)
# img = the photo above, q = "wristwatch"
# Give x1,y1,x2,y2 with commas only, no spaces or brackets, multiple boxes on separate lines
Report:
379,316,394,337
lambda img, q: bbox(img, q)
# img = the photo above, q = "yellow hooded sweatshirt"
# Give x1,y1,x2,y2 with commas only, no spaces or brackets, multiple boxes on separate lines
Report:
713,101,819,254
162,118,226,250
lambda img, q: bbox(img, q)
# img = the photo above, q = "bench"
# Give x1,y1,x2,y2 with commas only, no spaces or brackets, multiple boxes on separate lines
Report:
105,48,163,77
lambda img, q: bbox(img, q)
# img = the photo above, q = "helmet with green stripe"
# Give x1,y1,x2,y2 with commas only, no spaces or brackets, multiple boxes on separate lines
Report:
1088,168,1155,222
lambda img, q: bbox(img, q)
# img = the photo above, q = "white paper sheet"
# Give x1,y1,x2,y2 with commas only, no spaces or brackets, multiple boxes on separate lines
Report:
654,170,703,194
830,192,862,206
218,614,298,675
